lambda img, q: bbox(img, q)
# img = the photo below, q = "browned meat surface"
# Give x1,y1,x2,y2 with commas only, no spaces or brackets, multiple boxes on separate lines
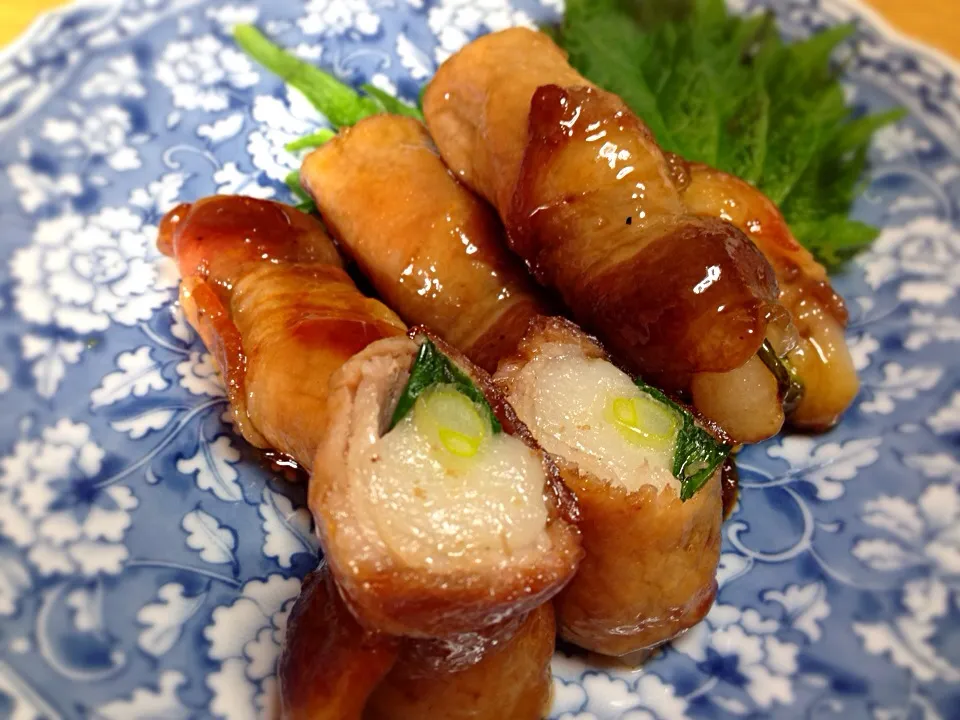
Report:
681,164,858,430
366,602,555,719
311,330,582,637
279,565,399,720
510,84,780,383
421,27,589,215
423,28,786,443
299,114,725,654
279,564,555,720
495,317,722,655
301,114,547,372
158,196,405,466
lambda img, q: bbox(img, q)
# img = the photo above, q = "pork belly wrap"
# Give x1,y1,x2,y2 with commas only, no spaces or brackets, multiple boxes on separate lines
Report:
161,197,569,707
421,26,589,215
299,117,729,654
365,601,555,719
157,196,405,468
279,564,399,720
496,316,724,654
279,563,554,720
680,164,858,430
300,114,547,372
311,329,581,637
423,28,787,443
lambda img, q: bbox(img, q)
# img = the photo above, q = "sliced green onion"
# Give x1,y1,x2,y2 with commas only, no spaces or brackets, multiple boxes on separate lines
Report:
608,393,680,450
758,339,806,415
414,386,488,459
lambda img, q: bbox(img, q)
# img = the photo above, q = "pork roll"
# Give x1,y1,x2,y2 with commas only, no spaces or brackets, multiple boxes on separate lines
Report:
312,330,582,637
300,117,728,655
157,196,405,468
279,563,555,720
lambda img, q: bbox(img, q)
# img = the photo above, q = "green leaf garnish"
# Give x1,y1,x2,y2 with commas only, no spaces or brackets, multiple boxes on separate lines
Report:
285,129,336,152
284,170,316,213
557,0,902,270
787,216,882,270
757,339,805,415
633,379,731,501
235,24,422,136
360,84,424,120
390,338,501,434
234,24,382,128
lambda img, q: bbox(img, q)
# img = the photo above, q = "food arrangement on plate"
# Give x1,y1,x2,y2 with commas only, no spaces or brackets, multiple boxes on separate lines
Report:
160,2,895,715
3,0,958,717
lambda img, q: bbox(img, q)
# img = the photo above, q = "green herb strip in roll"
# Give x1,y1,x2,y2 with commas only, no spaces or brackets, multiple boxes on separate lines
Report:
314,333,581,638
633,379,731,500
391,339,501,434
504,346,728,501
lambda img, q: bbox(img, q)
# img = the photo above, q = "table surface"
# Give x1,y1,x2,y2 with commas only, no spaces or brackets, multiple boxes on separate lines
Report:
0,0,958,58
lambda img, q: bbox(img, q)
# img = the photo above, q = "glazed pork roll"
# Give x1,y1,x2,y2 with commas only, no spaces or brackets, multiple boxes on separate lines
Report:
311,330,582,637
278,564,399,720
421,26,590,215
279,563,555,720
495,316,723,655
365,599,555,719
300,114,548,373
680,164,859,430
506,83,779,382
157,196,405,467
423,28,785,442
300,115,728,655
162,195,576,705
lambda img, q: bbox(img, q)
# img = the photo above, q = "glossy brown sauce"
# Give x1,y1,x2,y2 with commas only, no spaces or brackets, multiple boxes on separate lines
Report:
680,164,848,328
260,449,307,483
159,196,343,303
279,565,556,719
156,202,187,256
678,164,858,429
161,195,406,464
290,315,402,358
300,114,548,372
180,275,258,442
279,566,400,719
510,84,780,382
422,27,594,215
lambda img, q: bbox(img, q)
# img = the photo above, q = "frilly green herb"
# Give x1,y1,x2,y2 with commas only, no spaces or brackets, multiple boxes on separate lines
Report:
557,0,904,269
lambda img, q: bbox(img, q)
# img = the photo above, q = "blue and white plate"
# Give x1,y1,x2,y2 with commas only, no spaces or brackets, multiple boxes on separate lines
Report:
1,1,958,717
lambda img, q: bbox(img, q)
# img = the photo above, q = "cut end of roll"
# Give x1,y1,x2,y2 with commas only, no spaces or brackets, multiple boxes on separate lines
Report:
311,329,582,637
496,316,683,496
496,316,725,655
